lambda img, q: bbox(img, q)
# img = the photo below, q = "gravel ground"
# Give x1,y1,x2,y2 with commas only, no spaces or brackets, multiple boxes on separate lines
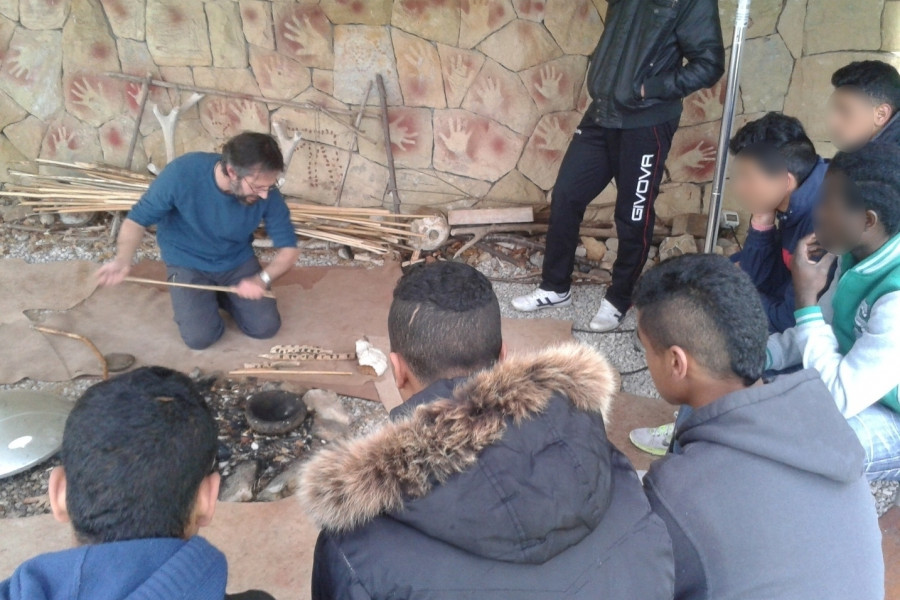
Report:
1,202,897,518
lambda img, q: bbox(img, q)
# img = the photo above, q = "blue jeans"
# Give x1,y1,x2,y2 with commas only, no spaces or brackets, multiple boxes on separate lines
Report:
847,403,900,482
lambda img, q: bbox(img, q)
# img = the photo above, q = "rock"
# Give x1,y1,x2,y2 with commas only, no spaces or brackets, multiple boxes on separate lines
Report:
340,153,389,208
0,28,63,120
38,213,55,226
99,116,145,168
437,44,485,108
100,0,145,40
391,0,460,46
719,0,781,43
239,1,275,49
393,168,491,207
600,250,617,272
273,3,334,68
392,29,446,108
738,36,793,113
257,458,305,501
519,55,588,115
459,0,515,49
656,183,704,221
321,0,392,25
19,0,69,29
206,1,247,68
0,201,29,223
219,460,258,502
605,237,618,253
484,169,546,206
356,339,388,377
4,115,44,159
63,0,120,77
333,25,401,104
478,19,562,72
580,236,607,262
517,111,581,189
777,0,805,59
312,417,352,443
804,0,882,54
312,69,333,94
249,46,310,100
0,0,14,20
658,234,698,261
146,0,212,66
529,251,544,267
461,58,540,135
543,0,604,55
433,108,526,182
884,2,900,51
574,245,587,258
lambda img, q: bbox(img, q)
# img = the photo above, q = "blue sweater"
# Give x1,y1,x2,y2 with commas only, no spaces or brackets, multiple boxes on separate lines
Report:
127,153,297,272
0,536,227,600
738,157,828,333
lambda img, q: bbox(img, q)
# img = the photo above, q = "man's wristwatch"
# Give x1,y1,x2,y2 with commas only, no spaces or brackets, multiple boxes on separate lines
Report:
258,270,272,290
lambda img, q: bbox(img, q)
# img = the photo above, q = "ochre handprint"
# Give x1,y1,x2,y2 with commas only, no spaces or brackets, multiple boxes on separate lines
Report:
446,54,471,92
475,76,503,113
690,87,722,119
4,45,39,82
534,117,570,152
283,11,327,54
680,140,717,170
534,65,563,99
439,118,472,156
402,43,431,78
464,0,492,26
48,126,78,154
69,77,104,111
390,119,419,152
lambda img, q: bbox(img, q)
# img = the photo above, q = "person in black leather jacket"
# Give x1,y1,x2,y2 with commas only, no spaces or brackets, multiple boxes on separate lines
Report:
512,0,725,332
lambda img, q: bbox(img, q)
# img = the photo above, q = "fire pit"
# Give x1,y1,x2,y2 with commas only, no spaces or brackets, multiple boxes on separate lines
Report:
245,391,308,436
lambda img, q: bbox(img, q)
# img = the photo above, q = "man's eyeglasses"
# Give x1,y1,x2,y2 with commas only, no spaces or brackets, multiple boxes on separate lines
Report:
241,177,280,195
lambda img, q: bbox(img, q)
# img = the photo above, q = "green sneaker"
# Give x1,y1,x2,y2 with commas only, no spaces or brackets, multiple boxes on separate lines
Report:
629,422,674,457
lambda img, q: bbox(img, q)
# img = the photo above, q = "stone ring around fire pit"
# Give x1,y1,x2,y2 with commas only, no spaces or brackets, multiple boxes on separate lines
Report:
245,390,308,436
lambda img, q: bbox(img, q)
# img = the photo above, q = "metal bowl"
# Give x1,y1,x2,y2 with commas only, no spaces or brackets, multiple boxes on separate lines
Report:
245,390,308,436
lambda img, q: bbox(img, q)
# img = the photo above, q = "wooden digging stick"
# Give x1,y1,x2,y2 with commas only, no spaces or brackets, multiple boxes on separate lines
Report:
123,276,276,299
376,74,401,214
33,326,109,380
228,369,353,377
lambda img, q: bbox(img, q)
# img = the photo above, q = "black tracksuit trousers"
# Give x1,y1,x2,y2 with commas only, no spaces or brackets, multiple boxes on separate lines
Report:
541,115,679,313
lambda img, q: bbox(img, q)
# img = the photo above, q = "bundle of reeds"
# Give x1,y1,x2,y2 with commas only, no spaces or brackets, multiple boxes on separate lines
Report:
1,160,423,254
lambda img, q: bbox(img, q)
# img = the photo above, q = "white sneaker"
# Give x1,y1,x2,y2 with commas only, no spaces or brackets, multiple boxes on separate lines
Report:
511,288,572,312
589,299,622,331
629,422,675,457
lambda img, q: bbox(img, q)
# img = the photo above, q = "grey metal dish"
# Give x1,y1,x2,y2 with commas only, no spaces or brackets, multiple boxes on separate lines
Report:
0,390,72,479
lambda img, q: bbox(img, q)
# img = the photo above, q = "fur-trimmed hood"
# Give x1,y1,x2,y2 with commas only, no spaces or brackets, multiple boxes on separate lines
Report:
299,342,619,564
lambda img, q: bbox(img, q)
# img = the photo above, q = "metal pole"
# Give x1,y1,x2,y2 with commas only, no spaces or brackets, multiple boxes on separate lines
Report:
703,0,752,253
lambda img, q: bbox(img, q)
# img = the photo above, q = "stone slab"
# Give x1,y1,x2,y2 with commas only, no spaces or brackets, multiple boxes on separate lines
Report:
478,19,562,72
0,28,62,120
333,25,401,105
392,29,446,108
544,0,604,55
462,58,539,135
240,1,275,50
273,2,334,69
146,0,212,66
433,108,526,182
391,0,460,45
459,0,516,49
517,111,581,190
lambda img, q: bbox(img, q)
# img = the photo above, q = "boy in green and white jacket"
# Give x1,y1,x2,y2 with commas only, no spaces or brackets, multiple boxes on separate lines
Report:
767,143,900,480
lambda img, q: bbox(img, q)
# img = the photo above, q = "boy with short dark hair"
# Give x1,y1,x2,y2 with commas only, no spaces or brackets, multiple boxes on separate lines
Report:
829,60,900,151
768,143,900,479
728,112,827,332
0,367,273,600
301,261,674,600
636,254,883,600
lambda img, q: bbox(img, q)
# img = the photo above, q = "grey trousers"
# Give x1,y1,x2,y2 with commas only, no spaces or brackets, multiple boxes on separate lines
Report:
166,257,281,350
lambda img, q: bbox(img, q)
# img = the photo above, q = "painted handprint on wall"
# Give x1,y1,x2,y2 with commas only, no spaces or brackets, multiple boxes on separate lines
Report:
682,78,727,125
439,47,483,108
275,4,333,68
668,122,721,182
518,111,581,189
199,97,269,140
394,33,445,107
460,0,514,48
434,109,526,181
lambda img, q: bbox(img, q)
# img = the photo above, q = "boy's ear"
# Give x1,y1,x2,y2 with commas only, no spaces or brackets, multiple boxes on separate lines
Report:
498,341,508,362
48,466,71,525
390,352,409,390
864,208,881,233
193,472,220,529
669,345,690,381
874,102,893,127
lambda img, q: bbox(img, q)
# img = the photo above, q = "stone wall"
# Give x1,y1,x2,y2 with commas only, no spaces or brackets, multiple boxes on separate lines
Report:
0,0,897,231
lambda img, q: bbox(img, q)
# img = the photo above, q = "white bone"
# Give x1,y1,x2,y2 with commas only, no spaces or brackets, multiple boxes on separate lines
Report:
272,121,303,186
355,339,388,377
151,92,204,164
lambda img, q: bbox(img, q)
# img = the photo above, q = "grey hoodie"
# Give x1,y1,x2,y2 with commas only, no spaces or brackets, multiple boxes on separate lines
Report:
644,369,883,600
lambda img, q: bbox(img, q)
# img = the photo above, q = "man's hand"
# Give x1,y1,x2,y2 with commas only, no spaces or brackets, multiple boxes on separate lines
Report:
96,260,131,286
791,234,836,309
235,276,268,300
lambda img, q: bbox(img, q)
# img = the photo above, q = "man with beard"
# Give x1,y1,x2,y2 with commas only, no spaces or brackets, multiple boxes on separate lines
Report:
96,132,300,350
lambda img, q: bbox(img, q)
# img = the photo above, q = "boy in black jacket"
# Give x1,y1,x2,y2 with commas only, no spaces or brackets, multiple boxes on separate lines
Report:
513,0,724,332
829,60,900,151
636,254,883,600
301,262,674,600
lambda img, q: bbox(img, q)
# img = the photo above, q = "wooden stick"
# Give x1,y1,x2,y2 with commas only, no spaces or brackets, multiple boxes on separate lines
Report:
376,75,400,214
33,326,109,380
103,72,376,143
123,276,276,299
336,80,373,207
228,369,354,376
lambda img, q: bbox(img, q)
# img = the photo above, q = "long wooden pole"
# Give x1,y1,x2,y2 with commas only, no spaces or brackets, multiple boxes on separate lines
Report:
376,75,400,214
123,276,276,299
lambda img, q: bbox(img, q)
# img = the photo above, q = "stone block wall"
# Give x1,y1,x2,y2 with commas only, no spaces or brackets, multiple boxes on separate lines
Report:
0,0,897,230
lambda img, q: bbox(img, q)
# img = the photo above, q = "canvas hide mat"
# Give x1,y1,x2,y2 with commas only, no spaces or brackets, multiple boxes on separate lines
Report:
5,260,573,403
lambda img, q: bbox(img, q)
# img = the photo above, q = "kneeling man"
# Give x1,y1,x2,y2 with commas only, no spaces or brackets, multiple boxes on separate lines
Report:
97,132,300,349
